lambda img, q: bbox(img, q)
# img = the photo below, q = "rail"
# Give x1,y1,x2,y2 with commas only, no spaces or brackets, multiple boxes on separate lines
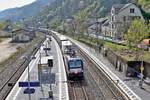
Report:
0,39,44,100
71,82,89,100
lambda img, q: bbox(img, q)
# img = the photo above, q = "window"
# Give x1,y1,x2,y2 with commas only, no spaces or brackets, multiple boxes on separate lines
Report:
68,60,82,69
112,9,115,14
130,8,135,13
112,16,115,21
112,24,115,29
138,16,141,19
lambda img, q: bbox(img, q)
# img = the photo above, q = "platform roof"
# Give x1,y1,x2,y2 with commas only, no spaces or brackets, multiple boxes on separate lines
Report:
59,35,68,41
41,56,53,65
62,40,72,46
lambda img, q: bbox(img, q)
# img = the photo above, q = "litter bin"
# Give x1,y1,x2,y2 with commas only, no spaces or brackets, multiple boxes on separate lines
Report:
48,59,53,67
48,90,53,98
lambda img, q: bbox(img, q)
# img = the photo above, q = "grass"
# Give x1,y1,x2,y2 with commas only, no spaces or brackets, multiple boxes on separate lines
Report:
0,31,12,38
139,0,150,12
0,38,10,43
105,41,128,51
144,51,150,63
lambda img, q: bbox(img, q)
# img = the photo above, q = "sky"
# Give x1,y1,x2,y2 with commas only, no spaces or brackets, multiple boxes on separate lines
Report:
0,0,36,11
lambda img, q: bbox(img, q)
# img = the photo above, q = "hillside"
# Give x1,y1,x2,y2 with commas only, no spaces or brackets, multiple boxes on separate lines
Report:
31,0,130,27
0,0,149,25
0,0,54,21
137,0,150,12
31,0,150,28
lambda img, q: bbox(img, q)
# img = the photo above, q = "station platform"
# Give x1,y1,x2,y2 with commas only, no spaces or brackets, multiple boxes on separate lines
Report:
6,37,69,100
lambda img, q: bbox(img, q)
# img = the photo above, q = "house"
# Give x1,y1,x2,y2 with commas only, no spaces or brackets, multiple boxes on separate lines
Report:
11,29,36,43
88,18,108,35
110,3,144,39
101,19,111,37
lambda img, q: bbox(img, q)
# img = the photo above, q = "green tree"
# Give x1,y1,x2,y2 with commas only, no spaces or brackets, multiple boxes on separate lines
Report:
75,10,88,39
124,19,149,60
0,20,12,30
124,19,148,48
48,16,61,29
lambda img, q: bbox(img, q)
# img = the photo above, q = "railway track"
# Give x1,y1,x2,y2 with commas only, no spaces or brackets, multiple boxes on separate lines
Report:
0,59,29,100
0,39,44,100
76,46,127,100
70,81,89,100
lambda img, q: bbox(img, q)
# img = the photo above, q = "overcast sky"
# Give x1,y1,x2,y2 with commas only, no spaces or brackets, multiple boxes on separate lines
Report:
0,0,36,11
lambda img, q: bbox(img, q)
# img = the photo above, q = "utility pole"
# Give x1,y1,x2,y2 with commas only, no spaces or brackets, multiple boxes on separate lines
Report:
139,52,144,89
96,17,99,45
23,56,31,100
27,59,31,100
39,45,43,91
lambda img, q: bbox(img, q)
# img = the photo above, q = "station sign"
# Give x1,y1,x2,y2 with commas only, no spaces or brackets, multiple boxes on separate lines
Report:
19,81,40,87
43,48,51,51
24,88,35,94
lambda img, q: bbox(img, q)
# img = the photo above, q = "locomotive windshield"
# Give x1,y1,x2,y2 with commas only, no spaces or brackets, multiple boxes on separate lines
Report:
68,60,82,68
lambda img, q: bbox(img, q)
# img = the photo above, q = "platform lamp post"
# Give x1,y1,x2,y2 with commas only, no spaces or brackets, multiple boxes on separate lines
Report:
139,52,144,89
38,44,43,91
23,56,31,100
96,18,99,52
27,58,31,100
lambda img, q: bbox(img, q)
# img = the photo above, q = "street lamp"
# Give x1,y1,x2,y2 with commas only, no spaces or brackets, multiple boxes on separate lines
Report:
38,44,44,91
139,52,144,89
23,56,31,100
38,22,41,28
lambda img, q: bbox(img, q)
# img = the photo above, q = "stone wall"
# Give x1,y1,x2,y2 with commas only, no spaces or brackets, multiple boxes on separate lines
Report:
102,47,150,78
144,62,150,78
103,48,128,75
